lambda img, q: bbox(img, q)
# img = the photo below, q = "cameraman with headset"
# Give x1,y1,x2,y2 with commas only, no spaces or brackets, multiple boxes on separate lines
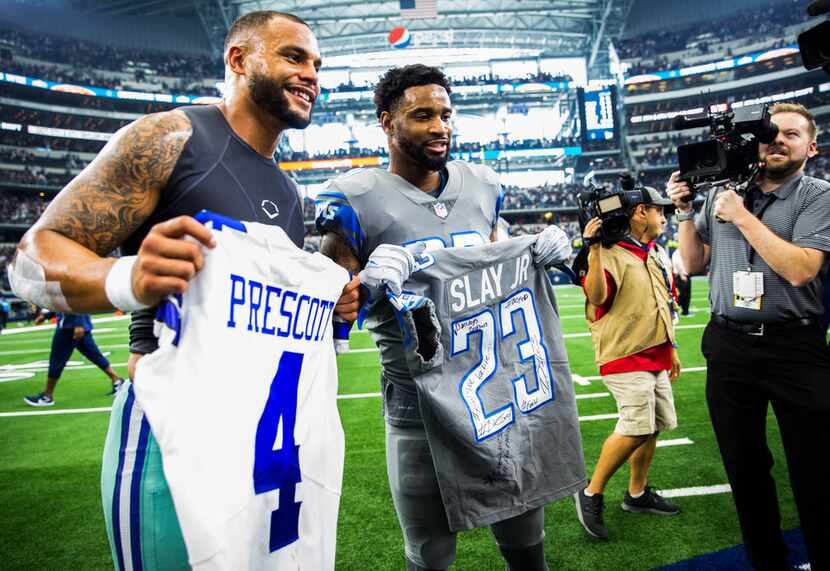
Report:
667,102,830,570
574,184,683,541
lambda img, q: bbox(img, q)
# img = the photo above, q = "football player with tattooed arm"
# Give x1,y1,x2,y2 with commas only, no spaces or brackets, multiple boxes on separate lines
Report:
667,102,830,571
315,64,573,571
7,11,359,570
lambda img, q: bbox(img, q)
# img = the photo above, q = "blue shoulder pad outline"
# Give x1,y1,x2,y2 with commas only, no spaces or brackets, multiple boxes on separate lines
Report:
494,188,504,221
314,191,368,262
194,210,247,233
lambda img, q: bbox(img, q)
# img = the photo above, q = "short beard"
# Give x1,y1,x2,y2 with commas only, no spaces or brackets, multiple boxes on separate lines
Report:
762,154,805,181
396,134,449,171
249,71,311,129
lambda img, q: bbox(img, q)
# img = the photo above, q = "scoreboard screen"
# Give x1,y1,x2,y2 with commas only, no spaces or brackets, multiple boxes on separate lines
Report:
578,86,618,142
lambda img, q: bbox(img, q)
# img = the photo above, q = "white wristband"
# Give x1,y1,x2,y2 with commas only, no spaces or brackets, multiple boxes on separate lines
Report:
105,256,151,312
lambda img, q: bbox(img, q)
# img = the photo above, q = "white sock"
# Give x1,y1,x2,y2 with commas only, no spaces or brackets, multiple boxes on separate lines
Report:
584,489,596,497
629,490,645,498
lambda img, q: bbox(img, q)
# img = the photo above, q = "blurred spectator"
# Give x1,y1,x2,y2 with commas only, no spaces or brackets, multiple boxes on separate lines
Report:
2,27,573,98
0,191,50,223
501,183,581,210
618,1,808,63
626,77,825,135
0,29,221,83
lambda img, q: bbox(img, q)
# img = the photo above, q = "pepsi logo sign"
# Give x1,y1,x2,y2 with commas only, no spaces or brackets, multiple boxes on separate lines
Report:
388,27,411,49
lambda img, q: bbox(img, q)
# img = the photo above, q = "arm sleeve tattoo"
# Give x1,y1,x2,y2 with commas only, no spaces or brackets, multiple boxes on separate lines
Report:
36,110,193,256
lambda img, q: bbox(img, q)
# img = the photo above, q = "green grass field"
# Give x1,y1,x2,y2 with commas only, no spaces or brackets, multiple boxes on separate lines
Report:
0,280,806,570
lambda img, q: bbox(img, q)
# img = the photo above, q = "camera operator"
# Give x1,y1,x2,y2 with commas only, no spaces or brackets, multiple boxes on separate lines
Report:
574,187,682,541
667,102,830,570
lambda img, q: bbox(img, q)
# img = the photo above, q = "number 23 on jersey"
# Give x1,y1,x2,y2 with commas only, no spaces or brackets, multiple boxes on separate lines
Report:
451,289,555,443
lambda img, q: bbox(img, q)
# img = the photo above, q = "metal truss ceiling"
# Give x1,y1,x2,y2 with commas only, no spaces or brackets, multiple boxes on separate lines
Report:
230,0,603,58
69,0,638,77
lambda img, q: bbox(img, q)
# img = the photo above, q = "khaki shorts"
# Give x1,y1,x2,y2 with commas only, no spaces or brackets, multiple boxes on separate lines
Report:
602,370,677,436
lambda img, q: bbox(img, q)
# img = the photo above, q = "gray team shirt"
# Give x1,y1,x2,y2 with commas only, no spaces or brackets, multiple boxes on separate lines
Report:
391,235,586,531
315,161,502,385
695,174,830,322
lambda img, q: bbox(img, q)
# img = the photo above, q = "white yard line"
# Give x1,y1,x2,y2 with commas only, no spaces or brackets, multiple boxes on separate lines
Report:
0,406,114,417
656,437,694,448
0,362,129,375
1,315,129,335
341,348,381,354
0,391,616,418
576,392,610,400
337,392,381,400
660,484,732,498
577,413,619,421
0,344,129,356
0,347,708,384
571,374,590,386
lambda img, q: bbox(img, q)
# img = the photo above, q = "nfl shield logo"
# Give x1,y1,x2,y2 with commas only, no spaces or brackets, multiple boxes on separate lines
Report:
433,202,448,219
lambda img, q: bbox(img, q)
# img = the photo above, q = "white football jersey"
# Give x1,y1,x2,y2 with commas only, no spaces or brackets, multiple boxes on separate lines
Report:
134,212,350,570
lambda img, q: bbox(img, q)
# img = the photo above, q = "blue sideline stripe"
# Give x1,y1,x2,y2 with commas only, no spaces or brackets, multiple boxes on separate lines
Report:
652,528,808,570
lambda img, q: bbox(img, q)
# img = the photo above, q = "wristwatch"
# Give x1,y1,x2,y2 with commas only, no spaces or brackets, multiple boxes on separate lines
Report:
675,209,695,223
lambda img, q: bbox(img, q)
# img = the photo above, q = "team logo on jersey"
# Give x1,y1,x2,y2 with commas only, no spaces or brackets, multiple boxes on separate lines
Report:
432,201,449,219
261,200,280,219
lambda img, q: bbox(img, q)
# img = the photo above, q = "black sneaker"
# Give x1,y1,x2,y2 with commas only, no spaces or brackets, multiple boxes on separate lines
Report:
622,486,680,515
23,392,54,407
574,487,609,540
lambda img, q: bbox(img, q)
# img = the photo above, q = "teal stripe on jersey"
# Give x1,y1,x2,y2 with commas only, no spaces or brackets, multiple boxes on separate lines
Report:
101,385,127,570
102,382,188,571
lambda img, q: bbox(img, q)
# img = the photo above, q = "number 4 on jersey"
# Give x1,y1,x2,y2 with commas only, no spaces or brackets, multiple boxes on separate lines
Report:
253,351,304,552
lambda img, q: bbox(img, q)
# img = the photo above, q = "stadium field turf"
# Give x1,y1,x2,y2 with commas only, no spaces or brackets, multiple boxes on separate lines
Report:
0,279,806,570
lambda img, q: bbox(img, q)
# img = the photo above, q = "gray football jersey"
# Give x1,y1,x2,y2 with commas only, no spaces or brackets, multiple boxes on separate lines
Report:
315,161,502,385
390,235,586,531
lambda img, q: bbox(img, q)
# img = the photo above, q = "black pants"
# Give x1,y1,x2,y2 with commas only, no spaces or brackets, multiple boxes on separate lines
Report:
702,320,830,571
675,274,692,314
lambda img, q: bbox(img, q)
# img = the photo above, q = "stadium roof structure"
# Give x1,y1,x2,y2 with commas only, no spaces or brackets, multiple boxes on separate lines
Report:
69,0,636,78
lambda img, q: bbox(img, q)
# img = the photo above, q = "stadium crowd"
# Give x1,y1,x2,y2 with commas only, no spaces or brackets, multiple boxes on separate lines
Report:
3,154,828,225
0,135,584,189
1,106,125,133
619,1,808,70
0,192,48,224
3,27,574,98
1,29,221,84
281,136,580,162
625,54,803,95
626,76,827,134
